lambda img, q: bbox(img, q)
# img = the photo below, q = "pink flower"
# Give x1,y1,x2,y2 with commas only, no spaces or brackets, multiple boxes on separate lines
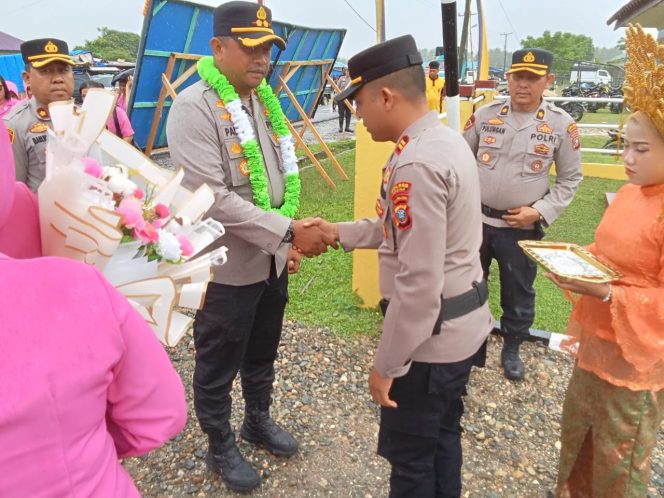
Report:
82,157,103,178
134,222,159,244
177,234,194,257
134,187,145,200
153,219,163,229
116,197,144,229
155,203,170,219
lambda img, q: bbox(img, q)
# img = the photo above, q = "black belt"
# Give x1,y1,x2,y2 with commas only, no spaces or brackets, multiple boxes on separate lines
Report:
481,203,509,219
379,280,488,335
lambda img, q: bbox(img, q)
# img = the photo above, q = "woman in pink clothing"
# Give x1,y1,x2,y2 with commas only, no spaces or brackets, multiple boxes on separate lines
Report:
0,75,19,119
0,119,188,497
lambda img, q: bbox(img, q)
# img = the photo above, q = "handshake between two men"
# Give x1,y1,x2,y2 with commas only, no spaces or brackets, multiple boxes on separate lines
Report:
291,218,339,257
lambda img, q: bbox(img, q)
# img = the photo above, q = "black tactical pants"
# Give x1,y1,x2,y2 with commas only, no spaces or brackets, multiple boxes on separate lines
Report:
338,102,351,130
377,355,476,498
192,265,288,435
479,223,543,340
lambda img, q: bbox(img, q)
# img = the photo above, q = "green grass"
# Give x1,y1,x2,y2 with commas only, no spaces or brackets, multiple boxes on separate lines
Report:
287,145,626,337
576,108,624,126
581,135,623,164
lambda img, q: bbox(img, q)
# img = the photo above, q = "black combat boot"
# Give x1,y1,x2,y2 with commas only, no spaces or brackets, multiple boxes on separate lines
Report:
501,336,525,381
240,400,298,457
205,429,261,492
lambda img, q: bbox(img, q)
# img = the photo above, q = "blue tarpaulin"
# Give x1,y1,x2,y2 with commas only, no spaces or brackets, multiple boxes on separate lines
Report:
130,0,345,149
0,53,25,92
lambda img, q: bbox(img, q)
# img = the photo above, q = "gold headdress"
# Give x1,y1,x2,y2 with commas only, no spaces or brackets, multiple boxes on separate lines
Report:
624,24,664,137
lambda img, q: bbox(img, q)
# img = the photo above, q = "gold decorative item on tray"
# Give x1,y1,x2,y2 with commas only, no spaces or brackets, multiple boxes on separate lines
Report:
518,241,621,283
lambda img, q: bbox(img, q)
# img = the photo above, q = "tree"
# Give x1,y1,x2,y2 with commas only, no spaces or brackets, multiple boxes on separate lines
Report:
75,27,140,62
521,31,594,78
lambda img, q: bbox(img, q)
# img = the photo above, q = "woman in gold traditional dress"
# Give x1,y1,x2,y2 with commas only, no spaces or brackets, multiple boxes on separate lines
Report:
546,24,664,498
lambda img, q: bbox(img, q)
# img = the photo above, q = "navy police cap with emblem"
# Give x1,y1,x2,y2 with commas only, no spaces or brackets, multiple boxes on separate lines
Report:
335,35,423,103
20,38,74,69
214,1,286,50
507,48,553,76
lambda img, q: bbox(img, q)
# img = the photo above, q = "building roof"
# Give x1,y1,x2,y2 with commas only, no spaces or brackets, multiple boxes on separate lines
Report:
607,0,664,29
0,31,23,52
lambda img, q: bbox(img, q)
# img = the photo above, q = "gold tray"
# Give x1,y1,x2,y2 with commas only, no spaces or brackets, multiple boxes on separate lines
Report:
518,240,621,283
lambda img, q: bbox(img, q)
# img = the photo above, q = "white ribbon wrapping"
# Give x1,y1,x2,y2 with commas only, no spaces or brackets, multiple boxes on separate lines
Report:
38,90,228,346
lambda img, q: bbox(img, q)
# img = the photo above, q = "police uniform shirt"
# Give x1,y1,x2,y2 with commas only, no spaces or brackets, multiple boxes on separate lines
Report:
463,98,583,228
338,112,493,378
166,80,291,286
3,97,51,193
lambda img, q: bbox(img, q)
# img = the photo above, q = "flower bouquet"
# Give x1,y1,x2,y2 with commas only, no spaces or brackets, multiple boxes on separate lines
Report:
38,88,228,346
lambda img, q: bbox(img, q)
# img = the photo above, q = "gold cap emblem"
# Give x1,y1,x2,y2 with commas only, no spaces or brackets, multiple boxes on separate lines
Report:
44,41,59,53
255,6,269,27
523,51,535,63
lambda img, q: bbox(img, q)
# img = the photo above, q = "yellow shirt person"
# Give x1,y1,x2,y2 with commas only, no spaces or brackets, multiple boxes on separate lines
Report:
425,61,445,113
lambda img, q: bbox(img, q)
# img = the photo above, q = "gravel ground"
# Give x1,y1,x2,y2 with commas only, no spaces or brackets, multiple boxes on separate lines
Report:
138,107,662,497
123,324,663,498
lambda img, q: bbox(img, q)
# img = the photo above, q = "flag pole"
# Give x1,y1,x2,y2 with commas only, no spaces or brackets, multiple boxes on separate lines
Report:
441,0,460,131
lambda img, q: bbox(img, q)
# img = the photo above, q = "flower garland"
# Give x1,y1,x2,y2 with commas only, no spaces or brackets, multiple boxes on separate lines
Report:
197,56,301,218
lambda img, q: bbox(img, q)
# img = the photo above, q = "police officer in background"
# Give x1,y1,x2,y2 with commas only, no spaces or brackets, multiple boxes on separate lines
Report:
309,35,493,497
3,38,74,192
463,49,582,381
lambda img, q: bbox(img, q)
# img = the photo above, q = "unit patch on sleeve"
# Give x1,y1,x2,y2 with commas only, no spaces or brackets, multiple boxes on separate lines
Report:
393,203,412,231
463,114,476,131
375,198,384,217
390,181,412,200
7,128,14,144
567,123,580,150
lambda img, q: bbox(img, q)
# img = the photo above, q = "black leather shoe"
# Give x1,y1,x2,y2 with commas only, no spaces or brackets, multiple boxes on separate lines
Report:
345,127,353,132
241,408,298,457
206,432,260,492
338,128,343,132
501,340,525,381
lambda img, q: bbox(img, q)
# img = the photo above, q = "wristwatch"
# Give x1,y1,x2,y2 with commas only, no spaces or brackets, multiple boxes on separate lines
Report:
283,221,294,243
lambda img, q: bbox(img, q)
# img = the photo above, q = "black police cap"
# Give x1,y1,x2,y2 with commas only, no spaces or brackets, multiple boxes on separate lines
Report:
21,38,74,69
507,48,553,76
335,35,423,103
214,1,286,50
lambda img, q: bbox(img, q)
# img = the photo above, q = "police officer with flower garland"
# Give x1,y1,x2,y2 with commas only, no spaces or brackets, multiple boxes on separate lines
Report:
167,1,332,492
463,49,582,381
308,34,493,496
3,38,75,192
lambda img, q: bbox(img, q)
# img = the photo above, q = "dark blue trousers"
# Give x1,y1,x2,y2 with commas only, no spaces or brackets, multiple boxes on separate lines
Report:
192,265,288,435
479,223,542,340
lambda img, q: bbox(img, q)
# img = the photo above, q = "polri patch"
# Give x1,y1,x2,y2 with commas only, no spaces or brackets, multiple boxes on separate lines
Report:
30,121,48,134
390,181,412,199
393,203,412,231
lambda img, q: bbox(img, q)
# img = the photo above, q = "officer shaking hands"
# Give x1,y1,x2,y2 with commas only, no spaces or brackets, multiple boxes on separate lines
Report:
463,49,582,381
3,38,75,192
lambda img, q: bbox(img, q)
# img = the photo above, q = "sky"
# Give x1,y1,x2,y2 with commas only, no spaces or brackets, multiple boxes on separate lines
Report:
3,0,639,58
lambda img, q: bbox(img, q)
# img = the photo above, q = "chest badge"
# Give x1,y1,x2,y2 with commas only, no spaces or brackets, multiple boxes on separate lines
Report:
531,160,543,172
483,136,496,145
480,152,492,163
239,159,249,176
537,123,553,134
534,144,550,156
230,142,243,155
30,121,48,134
487,117,504,125
216,99,225,108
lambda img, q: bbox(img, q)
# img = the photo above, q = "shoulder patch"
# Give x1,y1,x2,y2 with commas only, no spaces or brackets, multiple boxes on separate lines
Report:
393,203,412,231
463,114,476,131
390,181,412,200
7,128,14,144
535,109,545,121
500,105,509,116
567,123,580,150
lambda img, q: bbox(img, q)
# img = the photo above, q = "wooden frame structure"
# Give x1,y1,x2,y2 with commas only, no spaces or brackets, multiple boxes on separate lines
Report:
144,52,347,188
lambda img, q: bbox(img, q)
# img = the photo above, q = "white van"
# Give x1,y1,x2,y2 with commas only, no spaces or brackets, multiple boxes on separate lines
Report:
569,64,612,85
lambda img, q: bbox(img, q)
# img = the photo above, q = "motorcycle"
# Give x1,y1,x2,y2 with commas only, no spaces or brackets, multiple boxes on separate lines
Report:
602,128,622,150
609,86,625,114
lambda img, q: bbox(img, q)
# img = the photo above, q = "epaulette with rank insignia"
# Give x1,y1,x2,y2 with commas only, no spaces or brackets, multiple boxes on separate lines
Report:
395,135,409,155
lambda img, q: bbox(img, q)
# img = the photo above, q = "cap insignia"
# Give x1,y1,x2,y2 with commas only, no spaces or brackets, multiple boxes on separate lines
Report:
523,51,535,63
44,41,59,54
255,6,270,28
